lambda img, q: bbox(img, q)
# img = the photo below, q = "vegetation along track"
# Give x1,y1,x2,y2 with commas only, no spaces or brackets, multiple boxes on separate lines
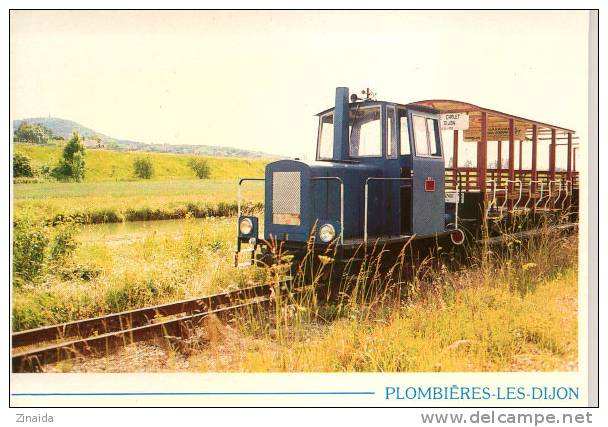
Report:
12,283,278,372
12,222,577,373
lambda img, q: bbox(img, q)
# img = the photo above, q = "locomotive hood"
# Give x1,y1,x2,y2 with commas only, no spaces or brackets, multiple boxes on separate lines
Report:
263,159,382,242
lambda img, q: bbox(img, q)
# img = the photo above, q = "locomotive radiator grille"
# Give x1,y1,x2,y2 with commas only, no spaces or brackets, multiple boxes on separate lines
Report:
272,171,301,225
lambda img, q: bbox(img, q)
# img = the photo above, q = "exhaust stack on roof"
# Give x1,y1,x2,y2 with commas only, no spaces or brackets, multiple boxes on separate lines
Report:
333,87,350,161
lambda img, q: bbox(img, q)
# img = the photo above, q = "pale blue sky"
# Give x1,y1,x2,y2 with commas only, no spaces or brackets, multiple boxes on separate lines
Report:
10,10,588,166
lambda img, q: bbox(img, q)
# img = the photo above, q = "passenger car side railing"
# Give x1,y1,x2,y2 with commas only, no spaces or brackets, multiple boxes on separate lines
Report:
524,180,545,210
544,180,560,210
500,179,523,212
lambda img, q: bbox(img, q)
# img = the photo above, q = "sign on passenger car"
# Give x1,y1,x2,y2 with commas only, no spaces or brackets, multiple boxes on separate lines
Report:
440,113,469,131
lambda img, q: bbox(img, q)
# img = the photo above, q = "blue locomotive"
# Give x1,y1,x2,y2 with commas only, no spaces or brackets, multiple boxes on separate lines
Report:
235,87,579,266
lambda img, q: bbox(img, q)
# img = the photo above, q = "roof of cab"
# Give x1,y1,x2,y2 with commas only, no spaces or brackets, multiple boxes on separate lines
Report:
315,100,438,117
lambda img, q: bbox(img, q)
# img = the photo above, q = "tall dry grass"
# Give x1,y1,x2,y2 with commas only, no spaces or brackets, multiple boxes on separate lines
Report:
187,214,578,372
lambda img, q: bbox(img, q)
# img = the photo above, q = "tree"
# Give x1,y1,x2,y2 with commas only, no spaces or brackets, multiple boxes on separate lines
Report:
133,157,154,179
188,158,211,179
14,122,51,144
13,153,34,177
52,132,86,181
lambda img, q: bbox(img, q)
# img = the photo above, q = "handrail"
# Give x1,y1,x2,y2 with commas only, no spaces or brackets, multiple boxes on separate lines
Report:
545,180,562,210
454,170,462,230
486,179,498,210
486,179,507,218
237,177,265,218
311,176,345,245
500,179,522,212
364,177,413,245
524,180,544,210
236,178,266,252
560,180,572,210
533,181,547,210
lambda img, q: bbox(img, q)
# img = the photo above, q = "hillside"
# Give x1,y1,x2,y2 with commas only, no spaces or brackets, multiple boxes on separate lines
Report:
14,143,269,182
13,117,278,159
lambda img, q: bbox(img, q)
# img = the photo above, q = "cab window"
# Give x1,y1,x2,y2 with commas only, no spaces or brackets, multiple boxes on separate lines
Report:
349,106,381,157
413,114,442,157
317,113,334,160
399,109,411,155
428,119,441,156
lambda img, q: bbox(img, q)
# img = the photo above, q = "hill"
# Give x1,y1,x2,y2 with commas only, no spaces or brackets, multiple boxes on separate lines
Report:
13,117,278,159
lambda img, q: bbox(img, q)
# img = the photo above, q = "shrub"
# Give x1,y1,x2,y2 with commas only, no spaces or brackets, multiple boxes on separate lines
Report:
13,153,34,178
12,217,80,284
133,157,154,179
49,221,78,262
13,220,49,282
188,158,211,179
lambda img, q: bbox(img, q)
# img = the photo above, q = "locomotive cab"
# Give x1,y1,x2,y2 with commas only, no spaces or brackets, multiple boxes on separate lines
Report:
314,89,447,239
236,87,453,266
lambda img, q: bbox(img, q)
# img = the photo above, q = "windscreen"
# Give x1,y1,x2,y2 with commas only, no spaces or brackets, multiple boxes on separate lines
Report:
317,105,383,160
349,106,381,157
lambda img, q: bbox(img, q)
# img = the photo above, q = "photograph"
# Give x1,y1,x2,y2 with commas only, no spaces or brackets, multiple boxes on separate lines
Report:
7,8,598,412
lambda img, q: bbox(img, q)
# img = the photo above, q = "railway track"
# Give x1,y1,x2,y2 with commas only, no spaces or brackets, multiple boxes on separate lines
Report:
12,222,576,373
12,282,278,372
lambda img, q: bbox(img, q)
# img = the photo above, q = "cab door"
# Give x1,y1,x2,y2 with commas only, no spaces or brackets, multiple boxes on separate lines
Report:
409,111,446,236
397,107,413,235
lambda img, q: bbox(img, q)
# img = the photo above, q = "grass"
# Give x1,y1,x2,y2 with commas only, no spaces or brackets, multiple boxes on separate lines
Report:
180,216,578,373
14,179,264,224
12,215,268,331
26,215,578,373
195,268,576,372
14,143,269,182
13,143,267,224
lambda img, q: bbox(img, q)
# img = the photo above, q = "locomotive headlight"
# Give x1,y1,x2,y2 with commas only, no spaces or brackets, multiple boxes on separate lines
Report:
319,224,336,242
239,218,253,235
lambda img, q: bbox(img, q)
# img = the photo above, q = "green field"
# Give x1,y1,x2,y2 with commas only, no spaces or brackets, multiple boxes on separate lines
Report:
14,144,268,223
14,143,269,182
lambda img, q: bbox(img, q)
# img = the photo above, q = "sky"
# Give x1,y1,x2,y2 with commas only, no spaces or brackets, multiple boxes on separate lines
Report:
10,11,589,164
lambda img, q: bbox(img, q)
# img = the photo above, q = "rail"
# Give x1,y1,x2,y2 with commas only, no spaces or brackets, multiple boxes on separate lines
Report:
12,283,278,372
